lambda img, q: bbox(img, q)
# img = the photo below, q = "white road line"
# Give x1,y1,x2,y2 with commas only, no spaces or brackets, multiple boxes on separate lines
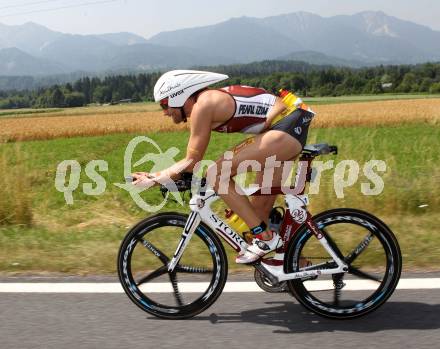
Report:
0,278,439,293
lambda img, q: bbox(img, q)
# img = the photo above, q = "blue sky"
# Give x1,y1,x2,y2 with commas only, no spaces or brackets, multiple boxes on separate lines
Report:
0,0,439,37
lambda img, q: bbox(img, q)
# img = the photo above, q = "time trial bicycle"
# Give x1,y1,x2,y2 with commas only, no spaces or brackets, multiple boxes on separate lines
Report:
117,143,402,319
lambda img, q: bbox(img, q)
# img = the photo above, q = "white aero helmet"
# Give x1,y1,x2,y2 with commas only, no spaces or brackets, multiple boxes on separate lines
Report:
154,70,229,108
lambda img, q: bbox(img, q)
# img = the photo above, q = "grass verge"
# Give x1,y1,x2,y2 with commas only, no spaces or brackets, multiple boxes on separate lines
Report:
1,213,438,274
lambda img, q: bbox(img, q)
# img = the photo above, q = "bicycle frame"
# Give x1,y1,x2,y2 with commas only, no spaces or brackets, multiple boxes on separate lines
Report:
168,184,348,283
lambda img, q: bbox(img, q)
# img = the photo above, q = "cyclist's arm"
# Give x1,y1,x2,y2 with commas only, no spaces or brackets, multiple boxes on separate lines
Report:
184,102,211,172
152,102,212,181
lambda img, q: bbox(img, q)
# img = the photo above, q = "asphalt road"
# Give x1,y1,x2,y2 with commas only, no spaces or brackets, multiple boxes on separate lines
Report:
1,285,440,349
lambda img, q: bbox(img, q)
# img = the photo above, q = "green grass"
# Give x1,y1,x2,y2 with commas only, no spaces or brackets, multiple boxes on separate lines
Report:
0,123,439,273
2,212,438,274
308,125,440,214
0,108,64,118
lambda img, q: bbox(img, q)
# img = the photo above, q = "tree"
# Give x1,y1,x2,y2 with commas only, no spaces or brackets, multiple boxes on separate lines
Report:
64,92,85,107
418,78,433,92
93,86,112,104
380,74,392,84
397,72,418,93
51,86,65,107
429,82,440,94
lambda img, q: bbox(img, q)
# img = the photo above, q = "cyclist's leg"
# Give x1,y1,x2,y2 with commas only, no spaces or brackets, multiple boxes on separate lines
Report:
207,110,312,261
248,108,313,224
207,129,302,230
250,163,284,223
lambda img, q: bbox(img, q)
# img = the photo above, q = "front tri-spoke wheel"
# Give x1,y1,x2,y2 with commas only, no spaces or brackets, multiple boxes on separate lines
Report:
117,212,228,319
286,208,402,319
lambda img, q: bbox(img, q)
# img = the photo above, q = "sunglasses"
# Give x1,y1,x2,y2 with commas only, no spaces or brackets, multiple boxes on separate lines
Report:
160,98,169,110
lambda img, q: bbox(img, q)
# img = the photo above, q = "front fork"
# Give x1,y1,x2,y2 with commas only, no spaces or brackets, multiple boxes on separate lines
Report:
168,211,201,272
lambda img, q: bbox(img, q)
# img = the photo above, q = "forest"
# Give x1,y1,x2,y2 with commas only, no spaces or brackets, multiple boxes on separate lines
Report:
1,61,440,109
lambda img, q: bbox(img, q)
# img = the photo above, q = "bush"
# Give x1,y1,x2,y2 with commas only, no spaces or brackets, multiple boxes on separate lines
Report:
429,82,440,94
64,92,86,107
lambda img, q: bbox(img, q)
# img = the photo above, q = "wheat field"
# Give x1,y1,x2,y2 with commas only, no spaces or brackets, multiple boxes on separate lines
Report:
312,99,440,128
0,98,439,142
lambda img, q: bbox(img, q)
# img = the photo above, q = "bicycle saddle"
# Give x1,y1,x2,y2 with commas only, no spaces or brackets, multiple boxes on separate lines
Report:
302,143,338,156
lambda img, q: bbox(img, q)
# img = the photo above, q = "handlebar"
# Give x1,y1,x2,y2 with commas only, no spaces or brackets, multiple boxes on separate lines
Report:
159,172,196,195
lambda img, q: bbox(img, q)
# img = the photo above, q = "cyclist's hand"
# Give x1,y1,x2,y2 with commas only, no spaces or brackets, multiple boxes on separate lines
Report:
131,172,157,188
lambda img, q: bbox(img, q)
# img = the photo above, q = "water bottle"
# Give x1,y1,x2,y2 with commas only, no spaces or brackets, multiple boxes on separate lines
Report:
224,209,249,234
271,89,301,126
278,88,312,113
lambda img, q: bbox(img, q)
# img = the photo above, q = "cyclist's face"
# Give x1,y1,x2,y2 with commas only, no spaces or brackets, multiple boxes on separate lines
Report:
163,106,183,124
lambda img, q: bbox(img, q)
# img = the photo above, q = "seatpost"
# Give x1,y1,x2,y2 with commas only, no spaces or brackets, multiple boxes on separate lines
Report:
293,155,315,196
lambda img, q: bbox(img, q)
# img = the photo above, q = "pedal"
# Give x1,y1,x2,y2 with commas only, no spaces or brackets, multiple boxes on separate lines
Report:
332,273,346,290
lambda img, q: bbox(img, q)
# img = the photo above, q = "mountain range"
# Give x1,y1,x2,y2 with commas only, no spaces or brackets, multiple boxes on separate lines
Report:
1,11,440,76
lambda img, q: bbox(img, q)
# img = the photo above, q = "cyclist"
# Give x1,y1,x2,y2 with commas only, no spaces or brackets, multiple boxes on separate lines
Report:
132,70,315,263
